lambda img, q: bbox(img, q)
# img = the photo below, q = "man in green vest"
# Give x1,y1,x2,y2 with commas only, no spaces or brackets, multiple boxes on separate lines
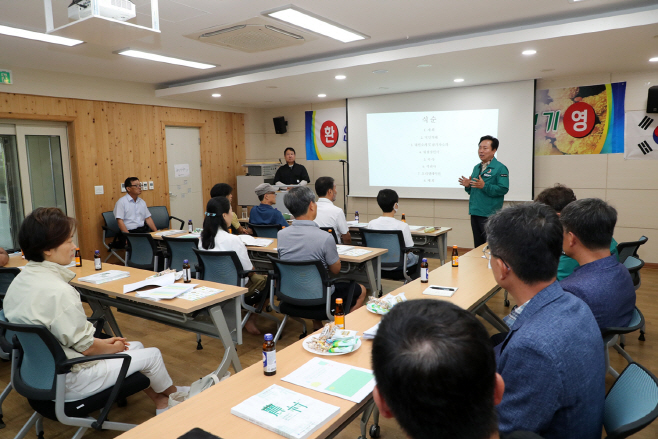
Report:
459,135,509,248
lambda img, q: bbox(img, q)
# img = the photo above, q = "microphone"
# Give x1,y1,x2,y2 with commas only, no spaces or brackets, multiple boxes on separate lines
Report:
338,159,347,163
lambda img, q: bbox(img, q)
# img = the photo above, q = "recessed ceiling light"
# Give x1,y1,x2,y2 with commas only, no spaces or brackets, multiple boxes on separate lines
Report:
264,6,368,43
568,0,587,3
650,57,658,63
417,64,432,68
335,75,346,80
0,24,83,46
117,50,216,69
212,93,221,98
373,69,388,74
522,50,537,56
318,94,327,98
454,78,465,83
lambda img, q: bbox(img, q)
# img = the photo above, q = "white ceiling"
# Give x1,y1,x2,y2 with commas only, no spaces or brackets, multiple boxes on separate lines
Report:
1,0,658,108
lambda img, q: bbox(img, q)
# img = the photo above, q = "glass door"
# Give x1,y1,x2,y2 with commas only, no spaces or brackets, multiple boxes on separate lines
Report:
0,125,23,250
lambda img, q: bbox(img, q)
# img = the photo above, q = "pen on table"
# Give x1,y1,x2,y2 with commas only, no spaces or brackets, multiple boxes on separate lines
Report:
430,286,455,291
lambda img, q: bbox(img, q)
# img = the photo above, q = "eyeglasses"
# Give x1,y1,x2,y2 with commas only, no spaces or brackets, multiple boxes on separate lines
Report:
128,184,142,188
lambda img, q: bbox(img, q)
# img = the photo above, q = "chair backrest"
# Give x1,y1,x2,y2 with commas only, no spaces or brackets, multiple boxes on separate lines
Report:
269,256,329,307
604,362,658,439
193,249,242,286
125,233,157,268
0,313,67,401
616,236,648,264
148,206,171,230
0,309,16,354
320,227,339,244
162,236,199,271
248,223,281,239
623,256,644,289
101,211,121,239
0,267,21,297
359,228,406,268
602,307,645,339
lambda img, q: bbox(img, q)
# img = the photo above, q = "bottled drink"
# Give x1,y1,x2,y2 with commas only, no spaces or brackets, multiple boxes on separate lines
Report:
334,298,345,329
75,248,82,267
94,250,102,270
354,211,359,222
420,258,429,283
183,259,191,283
188,219,193,233
401,213,406,223
452,245,459,268
263,333,276,376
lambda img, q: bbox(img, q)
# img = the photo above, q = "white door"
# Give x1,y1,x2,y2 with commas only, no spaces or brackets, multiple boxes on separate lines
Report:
166,126,203,230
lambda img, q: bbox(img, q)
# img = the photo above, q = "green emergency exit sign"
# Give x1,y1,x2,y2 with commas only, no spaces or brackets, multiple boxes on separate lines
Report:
0,70,12,84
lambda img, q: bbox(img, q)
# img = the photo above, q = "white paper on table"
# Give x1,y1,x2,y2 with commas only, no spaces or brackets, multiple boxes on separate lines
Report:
239,235,273,247
154,230,185,237
171,233,200,239
341,249,372,257
123,273,176,294
346,221,370,227
362,323,380,340
408,225,425,231
336,245,355,254
422,285,458,297
281,357,375,403
135,283,197,300
179,286,224,301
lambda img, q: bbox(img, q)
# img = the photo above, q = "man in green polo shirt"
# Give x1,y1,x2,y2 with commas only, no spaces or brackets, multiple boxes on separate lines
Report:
459,135,509,247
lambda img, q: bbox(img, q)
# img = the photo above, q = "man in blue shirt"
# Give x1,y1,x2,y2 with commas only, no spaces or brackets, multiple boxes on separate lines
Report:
559,198,635,330
248,183,289,229
486,203,604,439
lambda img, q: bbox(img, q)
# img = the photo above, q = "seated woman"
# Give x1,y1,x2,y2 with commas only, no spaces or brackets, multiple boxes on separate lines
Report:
199,196,268,335
4,207,180,415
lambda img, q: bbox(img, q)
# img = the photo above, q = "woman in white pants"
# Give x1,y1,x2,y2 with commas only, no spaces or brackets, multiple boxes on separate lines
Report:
4,207,178,415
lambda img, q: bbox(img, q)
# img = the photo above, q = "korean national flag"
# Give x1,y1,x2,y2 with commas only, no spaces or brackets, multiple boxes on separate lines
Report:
624,111,658,160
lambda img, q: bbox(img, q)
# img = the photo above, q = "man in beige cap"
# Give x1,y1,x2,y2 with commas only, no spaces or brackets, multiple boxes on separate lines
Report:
249,183,289,228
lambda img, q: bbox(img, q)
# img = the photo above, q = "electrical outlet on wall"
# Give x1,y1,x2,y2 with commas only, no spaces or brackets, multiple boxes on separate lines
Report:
121,183,126,193
149,181,154,190
94,185,104,195
141,182,148,190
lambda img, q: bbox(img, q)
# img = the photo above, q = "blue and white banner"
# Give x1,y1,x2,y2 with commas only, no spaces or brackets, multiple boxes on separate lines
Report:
305,108,347,161
625,111,658,160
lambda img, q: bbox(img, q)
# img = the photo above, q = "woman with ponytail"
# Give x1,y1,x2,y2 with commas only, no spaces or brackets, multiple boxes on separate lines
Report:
199,197,268,335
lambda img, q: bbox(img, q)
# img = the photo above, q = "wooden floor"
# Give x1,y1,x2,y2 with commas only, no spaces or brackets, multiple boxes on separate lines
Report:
1,261,657,439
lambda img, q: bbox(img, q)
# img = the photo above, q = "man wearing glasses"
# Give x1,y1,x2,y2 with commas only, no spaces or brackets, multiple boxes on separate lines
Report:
486,203,604,439
114,177,157,235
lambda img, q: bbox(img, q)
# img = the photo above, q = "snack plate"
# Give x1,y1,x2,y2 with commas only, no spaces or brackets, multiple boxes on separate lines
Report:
366,302,390,315
302,337,362,356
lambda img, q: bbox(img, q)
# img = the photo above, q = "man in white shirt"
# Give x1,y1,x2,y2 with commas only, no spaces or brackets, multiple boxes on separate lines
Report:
368,189,419,269
114,177,157,234
313,176,351,244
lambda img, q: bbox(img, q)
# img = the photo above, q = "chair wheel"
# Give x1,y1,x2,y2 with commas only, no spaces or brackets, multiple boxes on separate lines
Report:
0,414,5,429
266,305,272,313
197,341,203,350
504,299,510,307
620,342,625,349
639,332,646,341
37,432,45,439
369,424,381,438
299,332,307,339
117,397,127,407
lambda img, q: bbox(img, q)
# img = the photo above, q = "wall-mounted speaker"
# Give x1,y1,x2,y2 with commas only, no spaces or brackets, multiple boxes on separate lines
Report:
647,86,658,113
273,116,288,134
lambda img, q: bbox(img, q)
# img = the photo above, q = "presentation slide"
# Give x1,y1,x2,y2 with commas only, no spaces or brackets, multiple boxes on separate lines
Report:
347,80,535,201
367,109,498,188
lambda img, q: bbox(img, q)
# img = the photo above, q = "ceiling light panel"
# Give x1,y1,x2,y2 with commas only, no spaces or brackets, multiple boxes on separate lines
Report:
0,24,83,46
117,50,216,69
264,6,368,43
522,50,537,55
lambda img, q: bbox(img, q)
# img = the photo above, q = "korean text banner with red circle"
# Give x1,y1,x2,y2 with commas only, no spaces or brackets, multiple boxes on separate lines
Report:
534,82,626,155
305,108,347,161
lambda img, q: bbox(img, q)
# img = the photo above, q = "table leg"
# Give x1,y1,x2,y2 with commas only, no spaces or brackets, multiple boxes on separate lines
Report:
208,302,243,376
439,233,447,265
85,297,123,337
475,303,509,333
365,256,382,297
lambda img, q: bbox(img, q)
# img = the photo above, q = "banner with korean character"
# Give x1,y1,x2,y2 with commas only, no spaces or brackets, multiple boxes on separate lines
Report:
534,82,626,155
305,108,347,160
624,111,658,160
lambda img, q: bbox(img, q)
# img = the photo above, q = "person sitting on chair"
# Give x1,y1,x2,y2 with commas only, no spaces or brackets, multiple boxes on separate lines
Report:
0,247,8,267
314,176,351,244
249,183,289,229
367,189,419,272
4,207,182,415
277,186,366,330
199,197,268,335
210,183,250,235
114,177,157,234
559,198,635,330
373,299,544,439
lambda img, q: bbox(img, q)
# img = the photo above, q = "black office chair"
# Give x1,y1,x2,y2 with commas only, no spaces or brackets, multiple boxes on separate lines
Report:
268,256,356,342
194,249,279,331
148,206,184,230
603,362,658,439
623,256,647,342
0,267,20,303
162,236,199,274
124,233,159,271
0,313,150,439
359,228,419,290
616,236,648,264
320,227,339,244
101,211,125,264
602,307,645,378
248,223,282,239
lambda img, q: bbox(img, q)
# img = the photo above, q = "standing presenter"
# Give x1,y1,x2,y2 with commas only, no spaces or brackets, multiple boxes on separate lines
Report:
458,135,509,248
274,147,310,186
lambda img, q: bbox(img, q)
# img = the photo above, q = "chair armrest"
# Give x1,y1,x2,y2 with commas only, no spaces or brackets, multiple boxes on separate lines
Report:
58,352,131,374
327,279,357,314
170,216,185,230
239,269,272,277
